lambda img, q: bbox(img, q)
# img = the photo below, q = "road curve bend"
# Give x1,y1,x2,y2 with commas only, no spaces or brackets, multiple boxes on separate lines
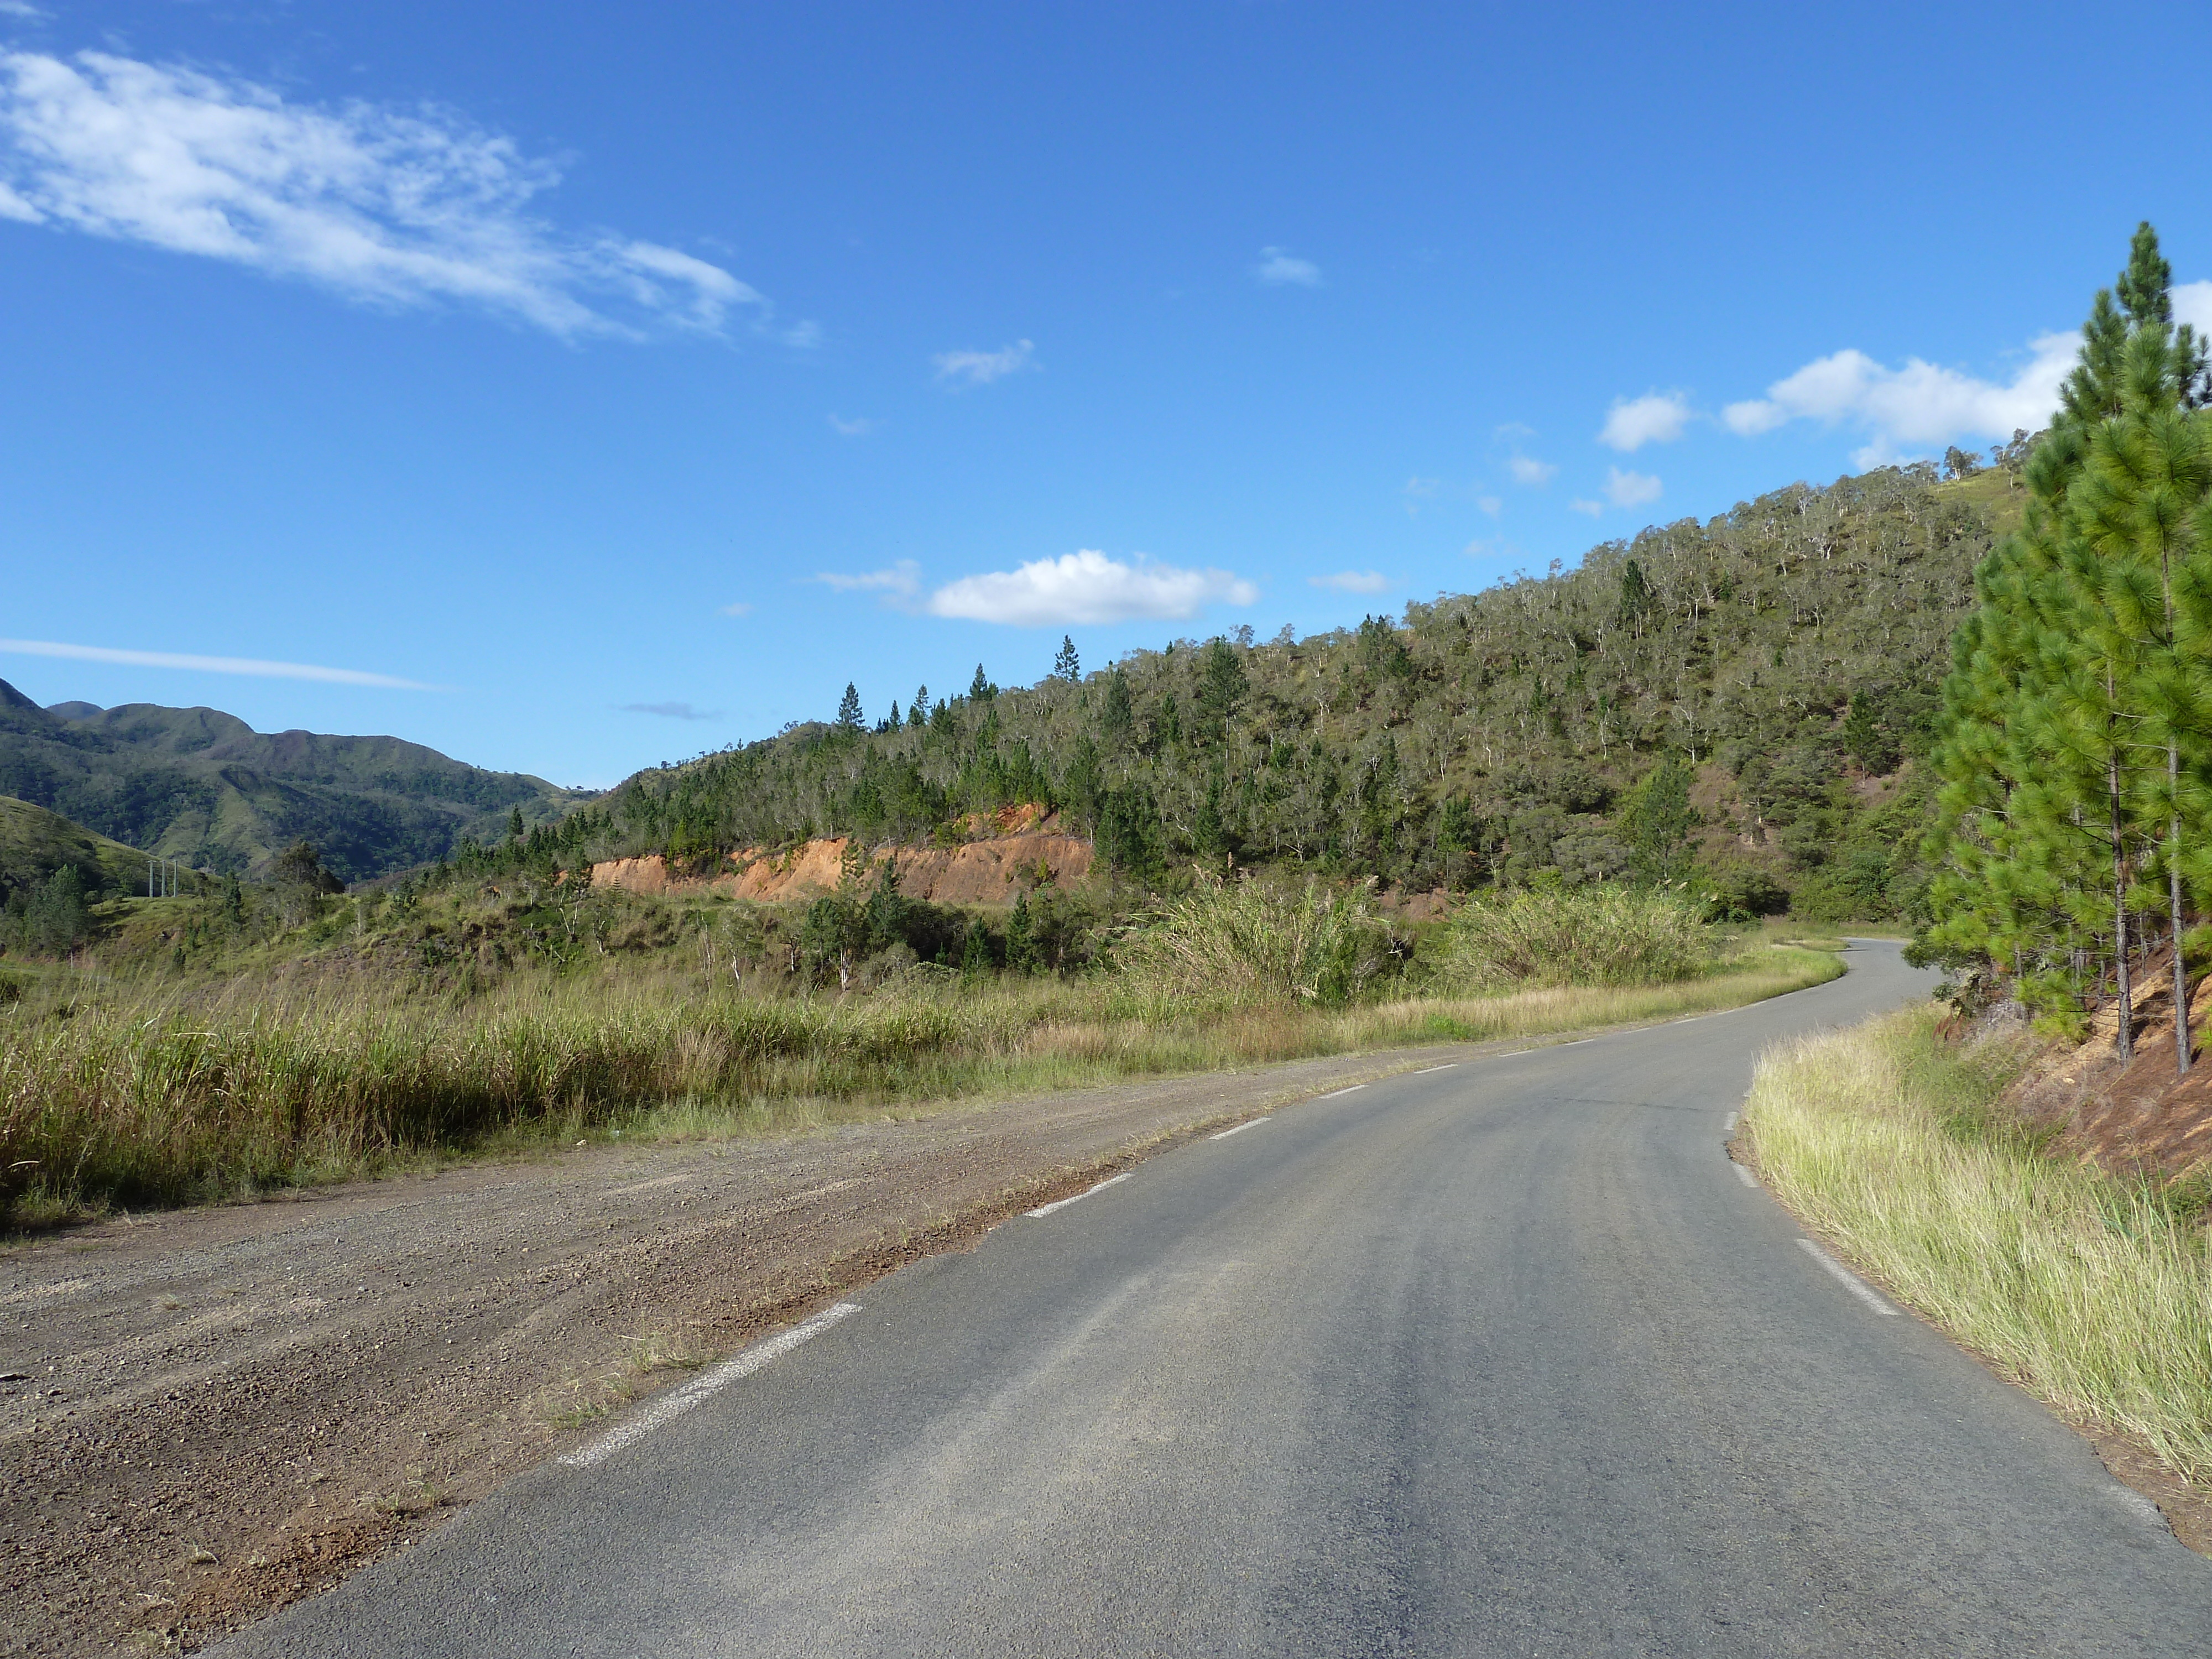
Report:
216,942,2212,1657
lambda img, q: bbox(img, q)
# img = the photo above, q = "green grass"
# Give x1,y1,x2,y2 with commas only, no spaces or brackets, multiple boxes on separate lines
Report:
1744,1008,2212,1485
1,940,1840,1228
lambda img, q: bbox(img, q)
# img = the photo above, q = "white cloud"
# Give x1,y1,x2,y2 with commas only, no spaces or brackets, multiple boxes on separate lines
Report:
933,338,1034,386
827,413,873,436
2175,281,2212,338
0,637,438,687
1310,571,1389,594
926,550,1257,627
813,560,920,598
1255,246,1321,286
1508,454,1557,486
1722,333,2079,465
1599,392,1692,452
1568,499,1603,517
718,601,753,617
620,701,721,721
0,2,48,18
1477,494,1502,517
1604,467,1662,508
0,50,789,340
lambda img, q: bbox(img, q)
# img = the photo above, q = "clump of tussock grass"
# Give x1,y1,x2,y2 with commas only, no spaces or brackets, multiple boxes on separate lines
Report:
1439,884,1715,988
1112,873,1391,1006
1744,1008,2212,1485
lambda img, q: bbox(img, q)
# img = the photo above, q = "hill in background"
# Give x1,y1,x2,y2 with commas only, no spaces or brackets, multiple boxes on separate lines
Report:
578,461,2021,924
0,793,153,900
0,683,588,883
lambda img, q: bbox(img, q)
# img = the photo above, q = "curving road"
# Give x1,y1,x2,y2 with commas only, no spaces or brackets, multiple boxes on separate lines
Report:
216,942,2212,1656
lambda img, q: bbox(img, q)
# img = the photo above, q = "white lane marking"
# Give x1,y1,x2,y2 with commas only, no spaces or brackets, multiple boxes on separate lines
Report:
1026,1172,1131,1218
2114,1488,2170,1531
1317,1084,1368,1100
1733,1162,1759,1188
1796,1239,1900,1317
559,1302,862,1469
1209,1118,1271,1141
1724,1110,1739,1132
1412,1063,1459,1074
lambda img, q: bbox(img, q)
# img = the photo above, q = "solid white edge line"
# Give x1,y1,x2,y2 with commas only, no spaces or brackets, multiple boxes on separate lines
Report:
559,1301,863,1469
1732,1162,1759,1188
1026,1171,1132,1218
1724,1110,1739,1132
1317,1084,1368,1099
1796,1238,1901,1316
1209,1117,1271,1141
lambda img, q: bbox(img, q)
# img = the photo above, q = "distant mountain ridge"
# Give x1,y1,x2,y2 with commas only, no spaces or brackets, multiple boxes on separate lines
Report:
0,680,587,881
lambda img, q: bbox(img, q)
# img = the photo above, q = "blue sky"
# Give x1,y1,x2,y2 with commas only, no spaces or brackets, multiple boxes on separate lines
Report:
2,2,2208,787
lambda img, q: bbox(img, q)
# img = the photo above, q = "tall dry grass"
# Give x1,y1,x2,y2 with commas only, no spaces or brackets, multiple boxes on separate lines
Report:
1,941,1840,1227
1744,1008,2212,1484
1439,884,1715,988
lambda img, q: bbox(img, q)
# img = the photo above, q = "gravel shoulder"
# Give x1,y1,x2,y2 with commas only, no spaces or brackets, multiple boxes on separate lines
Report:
3,1038,1503,1656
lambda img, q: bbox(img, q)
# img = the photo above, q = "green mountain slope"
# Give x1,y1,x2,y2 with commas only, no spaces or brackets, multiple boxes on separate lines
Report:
582,461,2022,922
0,684,589,882
0,794,152,900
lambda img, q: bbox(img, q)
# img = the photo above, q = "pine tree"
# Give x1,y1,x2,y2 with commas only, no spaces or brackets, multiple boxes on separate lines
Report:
910,686,929,727
507,806,525,842
1006,890,1039,972
1053,635,1080,682
969,664,994,702
837,683,864,729
1099,667,1135,745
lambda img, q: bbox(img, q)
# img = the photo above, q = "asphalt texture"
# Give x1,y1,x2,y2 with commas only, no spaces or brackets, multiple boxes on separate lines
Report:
213,942,2212,1656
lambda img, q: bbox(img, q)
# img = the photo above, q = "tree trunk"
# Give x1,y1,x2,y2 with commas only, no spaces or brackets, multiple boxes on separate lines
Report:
2111,748,2134,1063
2173,742,2191,1076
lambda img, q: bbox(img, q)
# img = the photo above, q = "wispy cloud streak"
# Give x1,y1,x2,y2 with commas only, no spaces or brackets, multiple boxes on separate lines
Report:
1,637,440,688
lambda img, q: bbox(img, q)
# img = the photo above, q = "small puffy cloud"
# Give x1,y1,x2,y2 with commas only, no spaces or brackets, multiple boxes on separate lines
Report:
0,51,785,341
0,636,436,687
2175,281,2212,337
718,601,753,617
1477,494,1502,517
1568,499,1603,517
933,338,1035,386
827,414,873,436
1722,333,2079,466
813,560,920,598
926,550,1256,627
1255,246,1322,286
1508,454,1557,486
1605,467,1662,508
1310,571,1389,594
1599,392,1692,452
621,701,721,721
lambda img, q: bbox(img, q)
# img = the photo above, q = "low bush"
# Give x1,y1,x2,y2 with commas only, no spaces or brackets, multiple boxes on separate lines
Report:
1113,873,1392,1005
1439,884,1715,988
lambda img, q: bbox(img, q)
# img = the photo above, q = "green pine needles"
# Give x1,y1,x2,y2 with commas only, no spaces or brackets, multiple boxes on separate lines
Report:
1922,223,2212,1068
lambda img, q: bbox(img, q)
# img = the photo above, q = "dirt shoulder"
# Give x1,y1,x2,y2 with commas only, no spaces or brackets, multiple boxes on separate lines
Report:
3,1037,1508,1656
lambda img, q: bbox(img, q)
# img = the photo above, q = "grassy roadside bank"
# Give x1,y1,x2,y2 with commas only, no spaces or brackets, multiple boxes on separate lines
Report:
1742,1008,2212,1488
3,942,1839,1228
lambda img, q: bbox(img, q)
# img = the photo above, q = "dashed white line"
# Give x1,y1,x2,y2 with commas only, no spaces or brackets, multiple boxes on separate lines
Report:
559,1302,862,1469
1026,1172,1131,1218
1796,1238,1900,1316
1732,1162,1759,1188
1724,1110,1739,1133
1412,1063,1459,1074
1317,1084,1368,1100
1209,1118,1271,1141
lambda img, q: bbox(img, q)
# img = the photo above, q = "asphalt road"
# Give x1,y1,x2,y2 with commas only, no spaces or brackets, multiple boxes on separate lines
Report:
215,942,2212,1656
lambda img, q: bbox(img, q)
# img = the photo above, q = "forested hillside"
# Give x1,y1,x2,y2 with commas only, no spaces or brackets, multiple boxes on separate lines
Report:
0,684,587,882
531,460,2020,924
